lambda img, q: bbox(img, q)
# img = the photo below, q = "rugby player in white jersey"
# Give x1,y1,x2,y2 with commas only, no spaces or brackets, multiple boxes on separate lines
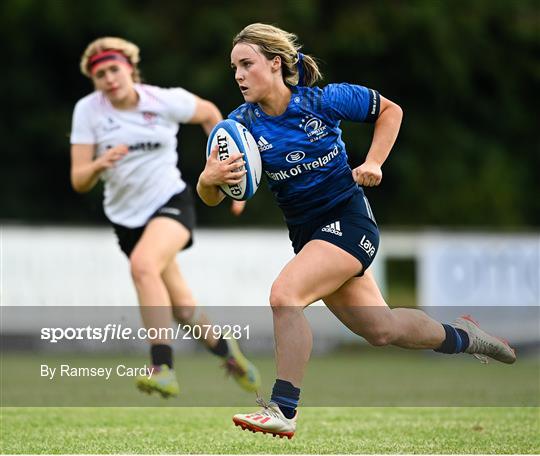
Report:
70,37,260,398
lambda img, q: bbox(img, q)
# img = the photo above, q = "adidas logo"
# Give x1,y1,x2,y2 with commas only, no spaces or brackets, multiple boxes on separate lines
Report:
257,136,273,151
321,221,342,236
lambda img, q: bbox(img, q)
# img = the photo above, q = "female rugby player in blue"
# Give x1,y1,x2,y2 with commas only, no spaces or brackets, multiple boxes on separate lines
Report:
197,23,516,438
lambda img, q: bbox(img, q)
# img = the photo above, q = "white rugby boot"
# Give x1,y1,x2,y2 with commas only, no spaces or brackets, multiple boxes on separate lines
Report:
453,315,516,364
233,397,297,439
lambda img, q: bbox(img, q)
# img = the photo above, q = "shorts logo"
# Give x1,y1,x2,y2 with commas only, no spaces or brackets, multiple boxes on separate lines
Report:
159,207,181,216
322,221,342,237
257,136,273,151
359,235,376,257
285,151,306,163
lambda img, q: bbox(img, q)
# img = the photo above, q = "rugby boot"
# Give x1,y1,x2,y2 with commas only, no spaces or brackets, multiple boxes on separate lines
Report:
233,397,297,439
453,315,516,364
136,364,179,398
222,338,261,392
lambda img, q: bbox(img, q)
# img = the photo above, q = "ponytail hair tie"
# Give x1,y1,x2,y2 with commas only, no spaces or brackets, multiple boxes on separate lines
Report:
296,52,305,87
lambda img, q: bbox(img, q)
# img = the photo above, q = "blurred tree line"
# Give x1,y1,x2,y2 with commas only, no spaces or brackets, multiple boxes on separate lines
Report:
1,0,538,228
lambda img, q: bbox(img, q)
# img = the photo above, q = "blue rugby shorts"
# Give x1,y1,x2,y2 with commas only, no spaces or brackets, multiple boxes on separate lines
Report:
287,191,379,276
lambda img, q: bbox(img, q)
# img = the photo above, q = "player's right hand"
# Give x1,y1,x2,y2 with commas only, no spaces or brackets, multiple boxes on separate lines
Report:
200,145,246,187
97,144,129,169
353,160,382,187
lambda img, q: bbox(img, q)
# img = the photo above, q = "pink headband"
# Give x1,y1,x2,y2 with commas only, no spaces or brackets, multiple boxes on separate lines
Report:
89,50,132,74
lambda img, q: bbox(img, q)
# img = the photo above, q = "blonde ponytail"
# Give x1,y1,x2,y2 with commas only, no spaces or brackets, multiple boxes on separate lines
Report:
233,23,322,87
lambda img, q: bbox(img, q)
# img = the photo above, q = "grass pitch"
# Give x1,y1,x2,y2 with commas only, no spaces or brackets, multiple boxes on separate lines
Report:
1,350,538,453
1,406,539,454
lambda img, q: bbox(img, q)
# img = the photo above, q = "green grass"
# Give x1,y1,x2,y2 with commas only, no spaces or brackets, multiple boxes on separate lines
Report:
1,406,539,454
2,351,539,453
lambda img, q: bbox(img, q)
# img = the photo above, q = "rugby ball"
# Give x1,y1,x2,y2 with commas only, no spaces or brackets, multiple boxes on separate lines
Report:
206,119,262,200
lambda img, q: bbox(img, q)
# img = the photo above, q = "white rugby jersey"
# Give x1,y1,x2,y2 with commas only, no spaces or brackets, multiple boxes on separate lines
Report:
70,83,197,227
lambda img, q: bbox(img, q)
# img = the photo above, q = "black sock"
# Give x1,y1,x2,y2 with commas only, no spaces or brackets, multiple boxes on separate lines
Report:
151,344,173,368
270,379,300,419
434,324,470,354
208,337,229,358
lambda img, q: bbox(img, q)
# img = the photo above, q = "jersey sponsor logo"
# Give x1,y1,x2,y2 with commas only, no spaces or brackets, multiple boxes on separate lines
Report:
359,235,376,257
285,151,305,163
265,146,339,181
322,221,343,236
369,89,378,116
105,142,162,152
158,207,181,216
257,136,273,151
299,115,329,142
265,169,291,181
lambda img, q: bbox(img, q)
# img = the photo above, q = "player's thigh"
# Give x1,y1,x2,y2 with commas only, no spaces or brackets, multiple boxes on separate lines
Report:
271,239,364,308
130,217,190,272
323,270,392,336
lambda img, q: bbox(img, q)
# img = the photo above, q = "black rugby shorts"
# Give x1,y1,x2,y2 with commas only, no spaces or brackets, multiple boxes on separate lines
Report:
112,186,196,257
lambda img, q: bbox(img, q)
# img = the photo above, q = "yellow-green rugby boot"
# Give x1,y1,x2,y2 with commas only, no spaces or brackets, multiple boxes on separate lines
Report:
136,364,179,398
223,339,261,392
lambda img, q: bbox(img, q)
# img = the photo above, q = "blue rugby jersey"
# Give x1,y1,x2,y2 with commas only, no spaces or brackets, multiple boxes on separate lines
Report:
228,83,380,224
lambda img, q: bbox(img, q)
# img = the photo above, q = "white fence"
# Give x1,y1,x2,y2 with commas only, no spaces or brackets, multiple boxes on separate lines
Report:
2,226,539,345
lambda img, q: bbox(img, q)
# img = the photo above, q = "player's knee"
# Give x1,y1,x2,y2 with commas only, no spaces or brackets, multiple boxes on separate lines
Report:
130,255,160,284
269,281,301,309
172,303,196,324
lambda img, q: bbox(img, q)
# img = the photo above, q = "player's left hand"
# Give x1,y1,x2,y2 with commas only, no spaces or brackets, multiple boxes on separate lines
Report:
353,161,382,187
230,200,246,216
